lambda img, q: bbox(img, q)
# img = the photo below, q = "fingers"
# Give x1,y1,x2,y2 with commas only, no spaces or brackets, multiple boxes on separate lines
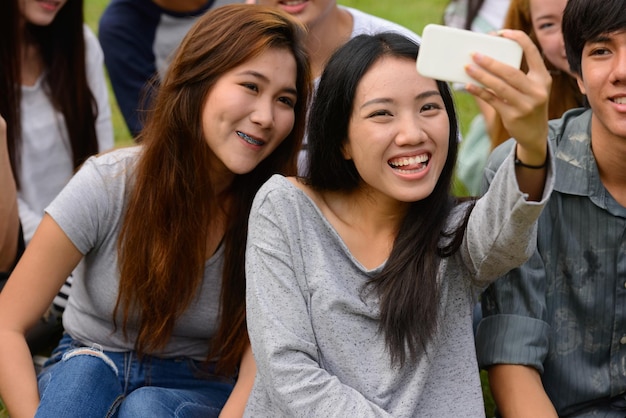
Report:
463,30,551,148
499,30,547,77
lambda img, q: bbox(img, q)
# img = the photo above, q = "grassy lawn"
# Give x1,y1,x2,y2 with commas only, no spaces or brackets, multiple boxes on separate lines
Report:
1,1,490,417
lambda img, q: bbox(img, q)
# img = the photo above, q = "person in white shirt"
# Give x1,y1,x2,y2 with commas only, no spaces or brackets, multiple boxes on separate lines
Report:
4,0,114,351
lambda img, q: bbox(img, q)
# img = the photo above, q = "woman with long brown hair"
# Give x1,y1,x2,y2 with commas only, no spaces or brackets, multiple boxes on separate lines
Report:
0,4,311,417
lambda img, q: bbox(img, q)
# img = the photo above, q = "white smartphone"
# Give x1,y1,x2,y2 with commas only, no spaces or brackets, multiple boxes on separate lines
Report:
416,24,523,85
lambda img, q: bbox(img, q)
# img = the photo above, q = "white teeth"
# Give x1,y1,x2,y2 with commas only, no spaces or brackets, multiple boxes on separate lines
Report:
237,131,263,146
614,97,626,105
282,0,304,5
388,154,429,167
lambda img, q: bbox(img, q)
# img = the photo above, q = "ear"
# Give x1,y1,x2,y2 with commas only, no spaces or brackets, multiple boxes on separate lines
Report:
341,141,352,160
576,73,586,95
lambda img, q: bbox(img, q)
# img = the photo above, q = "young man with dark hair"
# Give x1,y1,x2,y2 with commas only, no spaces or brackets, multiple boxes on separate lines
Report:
476,0,626,416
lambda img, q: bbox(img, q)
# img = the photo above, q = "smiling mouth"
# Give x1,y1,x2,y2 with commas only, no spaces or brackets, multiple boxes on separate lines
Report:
388,154,430,173
237,131,264,146
612,97,626,105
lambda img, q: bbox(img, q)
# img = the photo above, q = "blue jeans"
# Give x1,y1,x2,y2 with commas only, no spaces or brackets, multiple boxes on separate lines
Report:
36,334,235,418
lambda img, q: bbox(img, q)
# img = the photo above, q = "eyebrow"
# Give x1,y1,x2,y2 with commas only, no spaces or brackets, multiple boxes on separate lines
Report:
236,70,298,96
360,90,441,109
533,11,560,20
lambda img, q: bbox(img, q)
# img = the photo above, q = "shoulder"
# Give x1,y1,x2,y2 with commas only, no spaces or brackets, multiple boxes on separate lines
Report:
342,5,420,43
254,175,302,208
80,146,141,180
252,175,324,221
83,24,99,46
100,0,159,20
548,107,591,148
83,25,103,61
99,0,161,35
46,147,141,221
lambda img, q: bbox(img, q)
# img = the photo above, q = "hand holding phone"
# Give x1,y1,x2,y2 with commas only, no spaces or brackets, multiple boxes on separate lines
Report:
416,24,523,85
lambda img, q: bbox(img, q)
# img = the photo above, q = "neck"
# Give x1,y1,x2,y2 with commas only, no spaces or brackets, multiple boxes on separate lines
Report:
20,38,43,87
305,6,353,78
326,186,408,239
319,187,408,269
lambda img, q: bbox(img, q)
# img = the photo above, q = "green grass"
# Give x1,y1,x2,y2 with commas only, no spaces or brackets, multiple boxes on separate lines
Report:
0,2,488,417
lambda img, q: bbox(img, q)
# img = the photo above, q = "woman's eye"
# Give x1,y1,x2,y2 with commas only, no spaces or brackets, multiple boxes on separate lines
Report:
368,110,392,118
421,103,442,113
279,96,295,108
242,83,258,92
538,22,554,30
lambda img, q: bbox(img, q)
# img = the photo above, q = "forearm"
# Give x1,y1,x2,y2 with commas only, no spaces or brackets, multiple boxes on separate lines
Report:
514,142,548,202
488,364,557,418
219,344,256,418
0,330,40,418
0,215,85,416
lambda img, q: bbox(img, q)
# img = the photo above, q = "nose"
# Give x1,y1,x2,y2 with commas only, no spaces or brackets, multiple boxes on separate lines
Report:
394,115,428,146
249,98,275,129
611,46,626,84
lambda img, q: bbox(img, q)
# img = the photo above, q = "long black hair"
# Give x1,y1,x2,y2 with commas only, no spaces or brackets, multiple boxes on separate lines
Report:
0,0,21,182
307,32,471,366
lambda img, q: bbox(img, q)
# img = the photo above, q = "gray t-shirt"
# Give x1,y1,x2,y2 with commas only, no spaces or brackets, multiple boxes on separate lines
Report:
46,146,222,360
245,149,553,417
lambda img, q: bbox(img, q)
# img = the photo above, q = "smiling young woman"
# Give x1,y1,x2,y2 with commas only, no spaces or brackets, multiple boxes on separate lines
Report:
244,29,553,416
0,5,311,417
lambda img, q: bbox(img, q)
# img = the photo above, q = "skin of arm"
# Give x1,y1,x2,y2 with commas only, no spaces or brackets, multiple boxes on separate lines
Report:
0,115,19,271
218,344,256,418
0,214,83,418
488,364,558,418
465,29,551,201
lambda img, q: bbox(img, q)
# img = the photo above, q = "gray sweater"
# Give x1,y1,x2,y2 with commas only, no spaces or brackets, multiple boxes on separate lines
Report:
245,149,553,417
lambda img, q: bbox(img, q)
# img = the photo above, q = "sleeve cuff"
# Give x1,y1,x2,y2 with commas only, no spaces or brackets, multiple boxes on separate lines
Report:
475,314,550,373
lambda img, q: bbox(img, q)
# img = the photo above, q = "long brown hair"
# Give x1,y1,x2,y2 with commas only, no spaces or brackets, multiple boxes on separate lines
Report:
490,0,584,149
115,4,311,374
